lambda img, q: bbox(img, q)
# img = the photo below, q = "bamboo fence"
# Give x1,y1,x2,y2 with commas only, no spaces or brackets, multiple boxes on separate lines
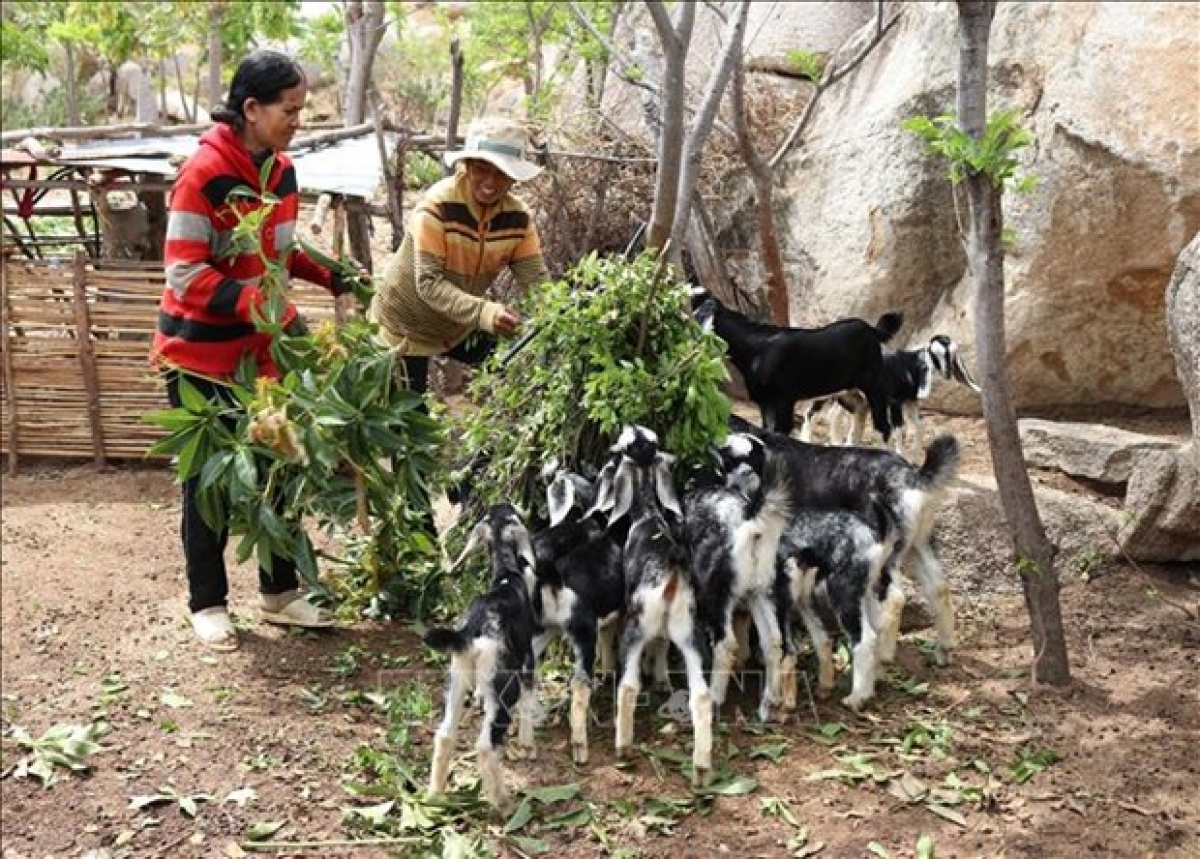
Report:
1,252,337,473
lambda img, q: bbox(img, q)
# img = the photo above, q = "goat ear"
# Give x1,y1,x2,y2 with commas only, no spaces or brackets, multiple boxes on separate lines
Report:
448,519,490,572
608,460,637,525
652,452,683,519
951,344,982,392
546,472,575,527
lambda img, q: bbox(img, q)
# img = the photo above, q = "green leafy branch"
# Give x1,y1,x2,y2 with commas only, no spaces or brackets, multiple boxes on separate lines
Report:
452,250,731,523
903,108,1037,192
5,721,107,787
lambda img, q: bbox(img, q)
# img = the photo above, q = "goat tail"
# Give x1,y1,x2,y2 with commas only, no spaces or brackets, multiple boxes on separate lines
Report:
424,626,470,653
874,311,904,344
918,435,962,490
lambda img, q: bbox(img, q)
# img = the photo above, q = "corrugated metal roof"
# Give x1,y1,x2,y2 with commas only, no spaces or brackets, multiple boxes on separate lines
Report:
35,132,391,198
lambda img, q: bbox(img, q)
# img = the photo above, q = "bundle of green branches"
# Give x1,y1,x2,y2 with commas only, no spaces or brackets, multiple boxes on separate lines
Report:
449,251,732,530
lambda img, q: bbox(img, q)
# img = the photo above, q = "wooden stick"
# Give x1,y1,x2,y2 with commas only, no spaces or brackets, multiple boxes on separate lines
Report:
241,835,428,854
0,119,346,146
309,193,332,235
71,250,106,467
1,240,20,474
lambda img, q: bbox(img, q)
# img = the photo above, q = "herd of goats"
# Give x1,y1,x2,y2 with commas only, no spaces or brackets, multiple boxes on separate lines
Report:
423,287,983,811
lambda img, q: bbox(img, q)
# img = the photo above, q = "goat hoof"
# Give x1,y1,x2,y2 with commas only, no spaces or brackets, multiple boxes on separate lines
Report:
616,744,630,761
572,743,589,766
935,649,951,668
692,766,711,788
505,743,536,762
841,694,869,712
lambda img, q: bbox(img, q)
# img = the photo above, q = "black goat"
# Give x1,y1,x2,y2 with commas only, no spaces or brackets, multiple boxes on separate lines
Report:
683,439,793,722
692,288,903,438
592,425,714,786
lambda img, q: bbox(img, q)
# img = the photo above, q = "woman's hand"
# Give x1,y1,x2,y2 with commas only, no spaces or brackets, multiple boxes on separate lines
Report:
494,306,522,337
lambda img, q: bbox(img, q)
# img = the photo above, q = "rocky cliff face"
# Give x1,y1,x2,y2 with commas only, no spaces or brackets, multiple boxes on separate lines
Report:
716,1,1199,414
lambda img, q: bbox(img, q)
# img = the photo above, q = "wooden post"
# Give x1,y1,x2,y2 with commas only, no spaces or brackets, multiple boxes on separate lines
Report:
345,196,372,276
370,98,405,252
1,251,20,475
71,251,107,467
138,180,167,261
332,199,348,325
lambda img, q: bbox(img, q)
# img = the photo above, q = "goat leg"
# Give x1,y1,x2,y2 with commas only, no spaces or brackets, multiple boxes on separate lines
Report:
569,678,591,765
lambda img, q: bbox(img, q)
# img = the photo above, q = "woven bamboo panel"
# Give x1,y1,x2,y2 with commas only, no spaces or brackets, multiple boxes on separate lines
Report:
2,257,341,467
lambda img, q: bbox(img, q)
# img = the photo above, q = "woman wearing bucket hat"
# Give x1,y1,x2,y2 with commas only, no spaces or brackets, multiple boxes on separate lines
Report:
370,116,549,395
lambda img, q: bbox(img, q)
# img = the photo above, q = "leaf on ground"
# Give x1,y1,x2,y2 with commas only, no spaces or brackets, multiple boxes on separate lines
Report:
504,797,534,833
505,834,550,855
867,842,892,858
129,793,176,811
160,691,194,709
224,787,257,807
525,782,581,804
927,803,968,827
916,833,936,859
749,741,790,762
245,820,286,842
695,774,758,796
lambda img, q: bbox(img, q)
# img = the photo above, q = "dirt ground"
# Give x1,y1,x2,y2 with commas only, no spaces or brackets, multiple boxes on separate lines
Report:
2,408,1199,859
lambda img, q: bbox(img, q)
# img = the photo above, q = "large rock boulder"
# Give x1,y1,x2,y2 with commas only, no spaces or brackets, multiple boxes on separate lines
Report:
715,1,1199,414
1019,419,1181,485
1118,231,1200,562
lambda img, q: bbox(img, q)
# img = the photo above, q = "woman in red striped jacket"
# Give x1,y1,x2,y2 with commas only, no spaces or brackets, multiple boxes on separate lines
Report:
151,50,350,651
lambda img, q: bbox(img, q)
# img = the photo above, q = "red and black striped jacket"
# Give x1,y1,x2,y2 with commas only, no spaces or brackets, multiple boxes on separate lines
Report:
151,123,337,379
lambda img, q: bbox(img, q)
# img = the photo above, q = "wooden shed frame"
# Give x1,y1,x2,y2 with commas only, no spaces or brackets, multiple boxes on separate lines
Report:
0,252,340,474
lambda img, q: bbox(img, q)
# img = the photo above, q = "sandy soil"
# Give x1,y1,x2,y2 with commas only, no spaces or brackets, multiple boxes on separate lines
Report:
2,408,1198,859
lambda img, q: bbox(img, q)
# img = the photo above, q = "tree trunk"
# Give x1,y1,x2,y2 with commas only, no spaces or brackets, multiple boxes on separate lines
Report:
445,37,464,172
343,0,386,125
136,61,158,123
730,47,791,323
956,0,1070,685
64,42,81,126
207,2,224,111
667,1,749,267
342,0,388,272
644,1,694,251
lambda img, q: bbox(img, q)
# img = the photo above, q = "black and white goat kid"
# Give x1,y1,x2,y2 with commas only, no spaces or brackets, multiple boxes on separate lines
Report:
425,504,538,812
692,288,903,440
683,439,792,722
804,334,980,459
593,425,714,786
724,418,961,667
774,499,898,711
528,465,624,765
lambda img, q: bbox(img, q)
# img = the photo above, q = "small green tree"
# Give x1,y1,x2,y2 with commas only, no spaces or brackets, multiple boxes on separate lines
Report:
905,0,1070,686
145,161,443,619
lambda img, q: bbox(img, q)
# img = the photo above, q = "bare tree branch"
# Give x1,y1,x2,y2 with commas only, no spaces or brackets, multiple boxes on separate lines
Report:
669,1,750,259
768,7,902,171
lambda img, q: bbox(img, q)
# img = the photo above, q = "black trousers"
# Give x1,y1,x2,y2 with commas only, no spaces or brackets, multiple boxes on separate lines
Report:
165,371,299,613
398,333,497,395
